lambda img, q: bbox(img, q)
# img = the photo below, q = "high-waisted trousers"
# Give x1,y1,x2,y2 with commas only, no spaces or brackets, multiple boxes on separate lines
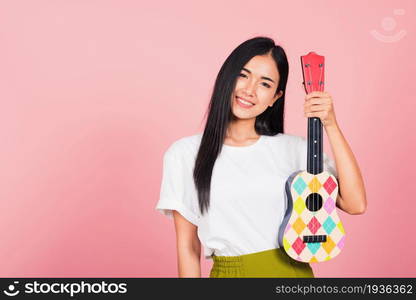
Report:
209,248,314,278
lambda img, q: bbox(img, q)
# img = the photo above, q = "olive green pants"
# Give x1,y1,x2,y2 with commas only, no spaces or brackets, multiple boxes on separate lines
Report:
209,248,314,278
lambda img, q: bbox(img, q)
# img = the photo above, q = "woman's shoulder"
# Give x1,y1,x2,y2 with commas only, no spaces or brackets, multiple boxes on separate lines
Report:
164,133,202,158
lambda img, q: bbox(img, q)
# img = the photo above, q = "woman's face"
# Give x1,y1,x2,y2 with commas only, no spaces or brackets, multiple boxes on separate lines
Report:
231,53,283,120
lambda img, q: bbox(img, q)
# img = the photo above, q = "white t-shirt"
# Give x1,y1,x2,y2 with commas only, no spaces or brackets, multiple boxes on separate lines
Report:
155,133,338,260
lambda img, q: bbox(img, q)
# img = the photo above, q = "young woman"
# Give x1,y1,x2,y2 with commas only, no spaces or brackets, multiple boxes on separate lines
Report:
156,36,367,278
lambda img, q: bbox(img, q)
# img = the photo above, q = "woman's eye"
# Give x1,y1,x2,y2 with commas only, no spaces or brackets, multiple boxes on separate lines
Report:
238,73,270,88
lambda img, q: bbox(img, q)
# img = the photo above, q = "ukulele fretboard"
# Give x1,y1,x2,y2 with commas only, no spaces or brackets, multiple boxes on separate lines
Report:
307,117,323,174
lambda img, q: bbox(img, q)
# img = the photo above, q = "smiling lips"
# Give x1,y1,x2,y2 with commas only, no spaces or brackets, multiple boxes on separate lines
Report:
236,96,255,108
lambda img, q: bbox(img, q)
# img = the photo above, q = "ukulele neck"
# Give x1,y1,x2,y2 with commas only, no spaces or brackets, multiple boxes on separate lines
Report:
307,117,323,174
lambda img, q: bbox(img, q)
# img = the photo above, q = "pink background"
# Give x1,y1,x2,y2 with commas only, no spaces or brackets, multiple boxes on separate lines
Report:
0,0,414,277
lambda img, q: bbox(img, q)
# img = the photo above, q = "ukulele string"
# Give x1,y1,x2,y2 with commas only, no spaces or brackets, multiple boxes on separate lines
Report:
306,60,316,215
308,60,317,218
310,61,316,214
305,60,313,214
317,61,324,216
315,61,324,217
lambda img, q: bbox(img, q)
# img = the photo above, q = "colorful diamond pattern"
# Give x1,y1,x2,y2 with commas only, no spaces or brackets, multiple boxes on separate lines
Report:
324,197,335,214
283,237,290,250
292,217,306,235
322,236,336,254
323,176,337,195
337,235,345,249
323,216,336,234
308,177,322,193
337,221,345,234
294,197,306,215
292,237,306,255
293,177,307,195
307,242,320,254
281,171,346,263
307,216,321,234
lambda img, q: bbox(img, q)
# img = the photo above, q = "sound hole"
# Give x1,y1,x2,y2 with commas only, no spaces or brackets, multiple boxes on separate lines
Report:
305,193,323,212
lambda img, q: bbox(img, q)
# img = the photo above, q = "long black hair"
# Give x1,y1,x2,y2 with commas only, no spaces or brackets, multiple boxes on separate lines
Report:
193,36,289,216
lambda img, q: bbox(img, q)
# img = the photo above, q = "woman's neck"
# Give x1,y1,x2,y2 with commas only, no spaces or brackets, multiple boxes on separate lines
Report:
225,118,259,142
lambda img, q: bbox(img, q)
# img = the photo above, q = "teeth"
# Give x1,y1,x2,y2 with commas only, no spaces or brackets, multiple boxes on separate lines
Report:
237,97,254,106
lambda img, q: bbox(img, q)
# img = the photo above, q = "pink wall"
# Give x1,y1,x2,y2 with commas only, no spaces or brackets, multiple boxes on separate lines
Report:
0,0,414,277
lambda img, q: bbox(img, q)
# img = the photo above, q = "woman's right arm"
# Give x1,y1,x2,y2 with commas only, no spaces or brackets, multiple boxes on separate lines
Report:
172,210,201,277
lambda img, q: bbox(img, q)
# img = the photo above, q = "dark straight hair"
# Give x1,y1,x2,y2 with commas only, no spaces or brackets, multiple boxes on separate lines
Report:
193,36,289,216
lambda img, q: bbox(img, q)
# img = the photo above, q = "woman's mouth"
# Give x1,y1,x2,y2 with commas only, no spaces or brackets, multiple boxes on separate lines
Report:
236,96,255,108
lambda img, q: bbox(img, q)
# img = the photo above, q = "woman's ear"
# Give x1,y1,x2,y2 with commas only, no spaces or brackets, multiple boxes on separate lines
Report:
275,90,283,100
269,90,283,107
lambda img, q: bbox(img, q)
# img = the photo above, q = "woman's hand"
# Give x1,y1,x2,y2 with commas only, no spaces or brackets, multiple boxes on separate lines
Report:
304,91,337,128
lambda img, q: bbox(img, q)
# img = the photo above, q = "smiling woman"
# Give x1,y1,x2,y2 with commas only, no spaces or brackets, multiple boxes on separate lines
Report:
155,36,337,278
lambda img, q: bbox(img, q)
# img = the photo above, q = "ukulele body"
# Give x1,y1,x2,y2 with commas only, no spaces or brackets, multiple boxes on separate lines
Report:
278,169,345,263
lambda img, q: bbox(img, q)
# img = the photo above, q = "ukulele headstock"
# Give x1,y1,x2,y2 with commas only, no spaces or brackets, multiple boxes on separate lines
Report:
301,52,325,94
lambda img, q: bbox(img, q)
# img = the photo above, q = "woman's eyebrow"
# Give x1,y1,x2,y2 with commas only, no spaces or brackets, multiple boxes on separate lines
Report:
242,67,275,83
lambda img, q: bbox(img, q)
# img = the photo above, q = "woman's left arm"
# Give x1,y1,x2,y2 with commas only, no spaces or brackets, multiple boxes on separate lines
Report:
304,91,367,215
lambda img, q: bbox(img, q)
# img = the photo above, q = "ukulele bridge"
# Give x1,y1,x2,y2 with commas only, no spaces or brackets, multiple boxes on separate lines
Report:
303,235,327,243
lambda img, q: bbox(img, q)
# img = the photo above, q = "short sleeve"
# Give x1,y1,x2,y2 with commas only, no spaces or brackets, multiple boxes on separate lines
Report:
297,136,338,178
155,143,200,226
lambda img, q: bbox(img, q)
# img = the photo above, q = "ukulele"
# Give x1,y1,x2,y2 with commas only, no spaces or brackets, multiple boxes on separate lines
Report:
277,52,346,263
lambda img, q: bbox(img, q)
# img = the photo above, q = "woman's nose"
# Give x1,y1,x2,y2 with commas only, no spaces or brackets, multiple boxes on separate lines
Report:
242,79,256,96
